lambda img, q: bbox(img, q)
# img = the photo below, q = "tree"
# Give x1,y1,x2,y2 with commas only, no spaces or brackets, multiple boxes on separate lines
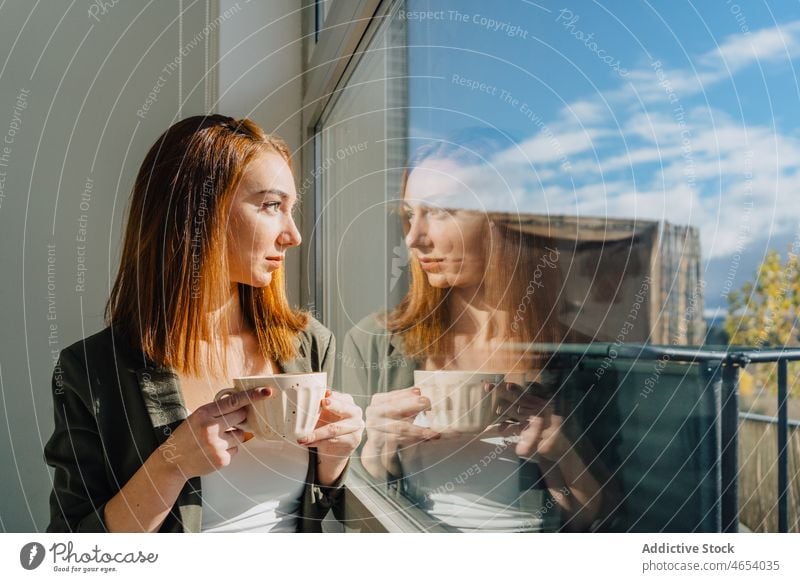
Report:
725,248,800,399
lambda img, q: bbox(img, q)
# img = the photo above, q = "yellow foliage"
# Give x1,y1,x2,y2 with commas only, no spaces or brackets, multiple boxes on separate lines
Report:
738,368,754,397
725,248,800,398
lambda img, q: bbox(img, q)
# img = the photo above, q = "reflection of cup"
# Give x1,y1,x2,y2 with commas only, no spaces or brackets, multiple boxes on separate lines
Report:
414,370,506,434
214,373,327,441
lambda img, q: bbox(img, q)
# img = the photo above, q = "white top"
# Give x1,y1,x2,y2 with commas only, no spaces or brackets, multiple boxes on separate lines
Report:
200,437,309,533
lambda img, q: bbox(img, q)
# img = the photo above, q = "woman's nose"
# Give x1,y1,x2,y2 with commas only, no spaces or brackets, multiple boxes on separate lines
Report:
279,216,302,248
405,217,428,249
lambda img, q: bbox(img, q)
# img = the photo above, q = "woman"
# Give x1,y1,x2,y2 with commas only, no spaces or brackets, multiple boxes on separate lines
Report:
343,132,609,532
44,115,364,533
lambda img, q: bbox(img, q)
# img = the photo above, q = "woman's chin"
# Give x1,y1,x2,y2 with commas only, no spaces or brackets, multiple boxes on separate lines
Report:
425,272,482,290
425,273,452,288
239,272,273,288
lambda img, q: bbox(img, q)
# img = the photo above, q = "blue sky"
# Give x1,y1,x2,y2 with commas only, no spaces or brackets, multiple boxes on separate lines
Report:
403,0,800,315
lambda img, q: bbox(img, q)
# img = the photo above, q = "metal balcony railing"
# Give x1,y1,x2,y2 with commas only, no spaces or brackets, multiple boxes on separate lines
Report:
347,342,800,533
613,345,800,532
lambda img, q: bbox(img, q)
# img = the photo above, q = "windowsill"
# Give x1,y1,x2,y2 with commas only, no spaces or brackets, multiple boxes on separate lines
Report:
341,464,456,533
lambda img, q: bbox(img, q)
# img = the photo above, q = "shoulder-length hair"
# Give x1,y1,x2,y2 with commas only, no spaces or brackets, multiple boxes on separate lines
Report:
106,114,308,375
385,130,566,360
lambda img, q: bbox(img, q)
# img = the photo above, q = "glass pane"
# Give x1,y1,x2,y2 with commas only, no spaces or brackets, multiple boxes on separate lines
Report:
316,0,800,532
319,12,408,392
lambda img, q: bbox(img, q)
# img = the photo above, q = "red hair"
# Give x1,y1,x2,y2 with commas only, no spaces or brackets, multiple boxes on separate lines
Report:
106,115,307,375
385,135,565,360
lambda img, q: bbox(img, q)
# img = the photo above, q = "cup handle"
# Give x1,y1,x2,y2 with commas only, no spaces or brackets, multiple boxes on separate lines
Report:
214,388,250,431
214,387,237,401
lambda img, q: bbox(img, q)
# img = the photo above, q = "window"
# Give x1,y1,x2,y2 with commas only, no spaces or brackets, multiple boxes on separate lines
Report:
316,12,407,384
304,0,800,532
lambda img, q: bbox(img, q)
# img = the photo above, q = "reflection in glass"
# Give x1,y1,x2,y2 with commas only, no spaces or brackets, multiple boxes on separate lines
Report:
344,131,613,531
318,0,797,532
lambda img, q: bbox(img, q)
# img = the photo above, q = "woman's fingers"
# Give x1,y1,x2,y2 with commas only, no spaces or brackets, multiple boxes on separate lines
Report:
369,387,432,416
496,397,550,421
224,417,437,452
299,419,364,445
363,387,439,445
370,386,420,405
208,386,271,417
216,407,248,430
319,391,359,418
297,390,364,445
516,414,549,458
367,395,431,421
485,381,553,421
507,402,550,419
370,418,438,442
515,413,571,462
220,427,246,450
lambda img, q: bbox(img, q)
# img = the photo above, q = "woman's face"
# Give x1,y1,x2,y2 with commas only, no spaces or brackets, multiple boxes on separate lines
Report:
226,152,301,287
403,159,489,289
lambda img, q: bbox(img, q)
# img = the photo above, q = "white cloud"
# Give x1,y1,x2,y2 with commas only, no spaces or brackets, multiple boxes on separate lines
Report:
703,20,800,72
604,20,800,110
494,127,609,165
414,20,800,272
482,97,800,262
562,99,608,124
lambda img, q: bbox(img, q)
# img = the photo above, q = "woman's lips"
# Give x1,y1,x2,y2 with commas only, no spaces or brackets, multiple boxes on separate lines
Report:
418,257,444,271
265,256,284,268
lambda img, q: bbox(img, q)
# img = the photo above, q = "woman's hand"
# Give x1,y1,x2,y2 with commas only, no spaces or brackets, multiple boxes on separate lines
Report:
361,387,440,479
298,389,365,486
490,381,572,462
489,382,605,530
366,387,440,447
299,389,365,456
160,387,271,480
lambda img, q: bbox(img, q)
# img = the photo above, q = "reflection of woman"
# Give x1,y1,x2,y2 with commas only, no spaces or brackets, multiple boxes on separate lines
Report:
45,115,363,532
344,134,605,531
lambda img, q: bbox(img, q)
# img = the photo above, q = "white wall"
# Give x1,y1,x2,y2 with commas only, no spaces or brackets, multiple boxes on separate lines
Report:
0,0,303,532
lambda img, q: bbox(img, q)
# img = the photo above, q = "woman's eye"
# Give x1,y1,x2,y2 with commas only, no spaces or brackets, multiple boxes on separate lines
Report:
261,201,281,213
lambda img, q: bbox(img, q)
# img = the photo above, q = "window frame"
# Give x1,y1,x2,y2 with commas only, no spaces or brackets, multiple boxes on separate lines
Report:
299,0,385,322
301,0,456,532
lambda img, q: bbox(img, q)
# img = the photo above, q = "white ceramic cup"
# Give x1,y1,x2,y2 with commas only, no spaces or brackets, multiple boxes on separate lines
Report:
414,370,508,434
215,372,327,441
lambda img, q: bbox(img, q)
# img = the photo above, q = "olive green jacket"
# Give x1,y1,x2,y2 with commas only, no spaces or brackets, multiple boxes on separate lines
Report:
44,319,345,533
341,314,416,412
